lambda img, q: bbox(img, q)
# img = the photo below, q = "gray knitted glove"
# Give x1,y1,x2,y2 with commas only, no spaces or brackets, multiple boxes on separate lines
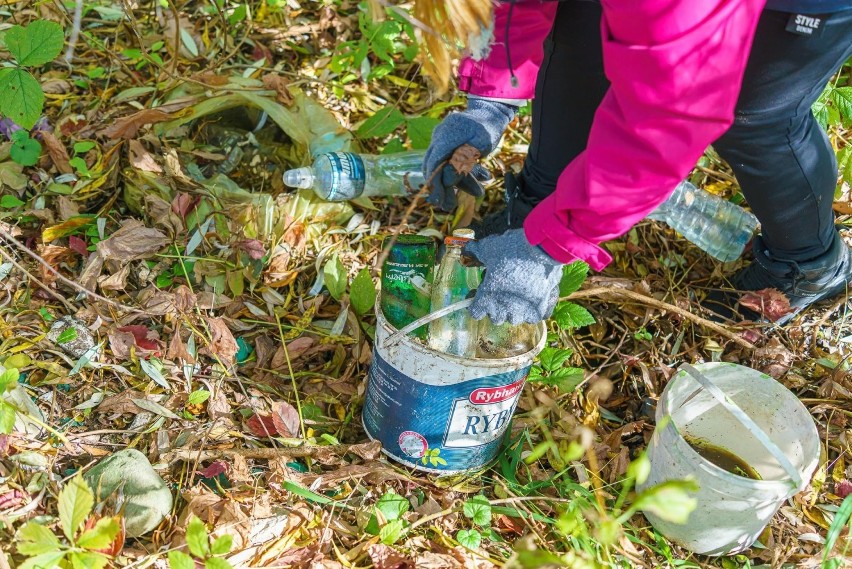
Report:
424,98,517,211
464,229,564,325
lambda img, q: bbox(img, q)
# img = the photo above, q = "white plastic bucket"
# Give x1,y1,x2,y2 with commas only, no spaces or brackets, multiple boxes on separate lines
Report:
638,362,819,555
363,300,547,474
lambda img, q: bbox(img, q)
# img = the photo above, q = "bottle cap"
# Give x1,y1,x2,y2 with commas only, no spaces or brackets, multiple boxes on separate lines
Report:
282,167,314,189
445,236,471,247
452,228,476,239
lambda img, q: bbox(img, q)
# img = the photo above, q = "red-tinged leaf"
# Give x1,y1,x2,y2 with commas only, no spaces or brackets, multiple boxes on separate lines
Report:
837,479,852,499
68,235,89,257
172,193,199,219
246,413,278,438
82,515,125,556
236,239,265,260
738,328,764,345
739,288,794,322
271,401,301,438
0,489,27,510
199,461,229,478
118,325,159,351
0,434,8,456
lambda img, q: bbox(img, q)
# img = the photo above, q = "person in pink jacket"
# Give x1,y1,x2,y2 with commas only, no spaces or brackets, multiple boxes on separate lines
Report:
422,0,852,326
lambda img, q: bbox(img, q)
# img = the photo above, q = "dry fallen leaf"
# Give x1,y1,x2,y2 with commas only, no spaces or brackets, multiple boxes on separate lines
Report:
246,413,278,438
96,219,168,261
739,288,794,322
262,73,294,106
128,139,163,173
449,144,481,176
271,401,301,438
41,131,72,174
203,317,239,366
368,544,415,569
101,109,174,140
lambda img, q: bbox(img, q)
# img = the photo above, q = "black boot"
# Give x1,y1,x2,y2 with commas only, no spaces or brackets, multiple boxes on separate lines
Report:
704,233,852,325
468,171,541,238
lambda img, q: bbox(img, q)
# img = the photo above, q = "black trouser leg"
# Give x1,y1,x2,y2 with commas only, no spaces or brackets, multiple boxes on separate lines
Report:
712,9,852,262
520,0,609,202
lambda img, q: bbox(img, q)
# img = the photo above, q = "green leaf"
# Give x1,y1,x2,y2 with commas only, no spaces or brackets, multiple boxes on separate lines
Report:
356,107,405,139
70,156,90,176
831,86,852,127
0,68,44,129
210,534,233,555
406,116,440,150
186,516,210,558
375,491,409,522
56,327,78,344
627,452,651,486
549,367,585,393
462,495,492,527
76,517,120,550
0,368,20,392
10,131,42,167
168,551,196,569
632,479,698,524
559,261,589,297
0,401,17,434
824,494,852,568
188,389,211,405
16,521,62,556
551,301,595,330
18,551,67,569
323,255,347,301
382,138,406,154
379,518,406,545
205,559,233,569
68,551,109,569
0,195,25,208
537,347,572,372
350,268,376,316
73,141,96,154
58,473,94,541
5,21,64,67
456,528,481,549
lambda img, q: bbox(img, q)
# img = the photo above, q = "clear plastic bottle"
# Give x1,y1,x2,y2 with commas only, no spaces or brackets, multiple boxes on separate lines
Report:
428,229,482,358
647,180,759,262
477,320,538,359
282,151,426,201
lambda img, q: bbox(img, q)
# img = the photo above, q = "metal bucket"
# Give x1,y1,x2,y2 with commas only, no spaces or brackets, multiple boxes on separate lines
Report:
363,300,547,474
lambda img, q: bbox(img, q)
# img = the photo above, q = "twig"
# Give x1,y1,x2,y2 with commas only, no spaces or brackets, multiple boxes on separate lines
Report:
0,243,76,311
164,442,377,462
0,231,145,314
64,0,85,65
566,287,756,350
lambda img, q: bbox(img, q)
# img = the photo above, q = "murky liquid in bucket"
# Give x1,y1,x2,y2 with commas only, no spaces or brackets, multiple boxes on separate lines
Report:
685,436,762,480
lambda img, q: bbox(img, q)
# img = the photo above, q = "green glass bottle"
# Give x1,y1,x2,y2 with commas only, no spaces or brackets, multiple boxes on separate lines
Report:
380,235,436,338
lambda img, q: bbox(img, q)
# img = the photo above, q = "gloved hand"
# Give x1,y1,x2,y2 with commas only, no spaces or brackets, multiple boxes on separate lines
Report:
464,229,564,325
424,97,518,211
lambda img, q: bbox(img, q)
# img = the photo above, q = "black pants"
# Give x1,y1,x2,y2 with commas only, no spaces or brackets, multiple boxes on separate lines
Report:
522,3,852,262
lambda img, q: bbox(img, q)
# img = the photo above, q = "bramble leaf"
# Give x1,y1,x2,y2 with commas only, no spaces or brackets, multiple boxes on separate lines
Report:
0,68,44,129
5,21,65,67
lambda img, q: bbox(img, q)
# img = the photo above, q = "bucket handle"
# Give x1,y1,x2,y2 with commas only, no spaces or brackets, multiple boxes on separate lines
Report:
678,363,802,489
382,299,473,350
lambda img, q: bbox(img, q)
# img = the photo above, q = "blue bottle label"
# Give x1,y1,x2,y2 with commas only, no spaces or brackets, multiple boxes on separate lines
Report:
328,152,366,200
363,351,530,472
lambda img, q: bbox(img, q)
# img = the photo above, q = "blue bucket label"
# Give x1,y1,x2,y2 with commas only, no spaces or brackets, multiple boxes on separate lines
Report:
363,350,530,472
328,152,366,200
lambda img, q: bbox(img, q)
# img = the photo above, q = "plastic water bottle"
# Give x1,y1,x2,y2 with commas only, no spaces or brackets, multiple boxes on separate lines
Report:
428,229,481,358
647,181,759,262
282,151,426,201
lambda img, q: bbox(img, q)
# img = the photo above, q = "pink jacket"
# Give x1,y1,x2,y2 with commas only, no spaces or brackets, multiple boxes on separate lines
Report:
459,0,766,270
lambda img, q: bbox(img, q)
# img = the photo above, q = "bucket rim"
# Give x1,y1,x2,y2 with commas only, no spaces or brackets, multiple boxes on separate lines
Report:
657,362,819,494
376,308,547,367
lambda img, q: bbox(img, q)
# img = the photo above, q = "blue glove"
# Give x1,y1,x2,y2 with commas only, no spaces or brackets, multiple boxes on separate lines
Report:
424,98,517,212
464,229,564,325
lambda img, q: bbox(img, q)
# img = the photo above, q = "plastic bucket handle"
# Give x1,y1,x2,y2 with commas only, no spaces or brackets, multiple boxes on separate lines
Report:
382,299,473,350
677,363,802,490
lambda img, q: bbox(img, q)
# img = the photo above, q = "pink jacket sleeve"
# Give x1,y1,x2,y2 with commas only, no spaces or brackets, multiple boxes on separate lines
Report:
458,2,557,100
524,0,766,271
